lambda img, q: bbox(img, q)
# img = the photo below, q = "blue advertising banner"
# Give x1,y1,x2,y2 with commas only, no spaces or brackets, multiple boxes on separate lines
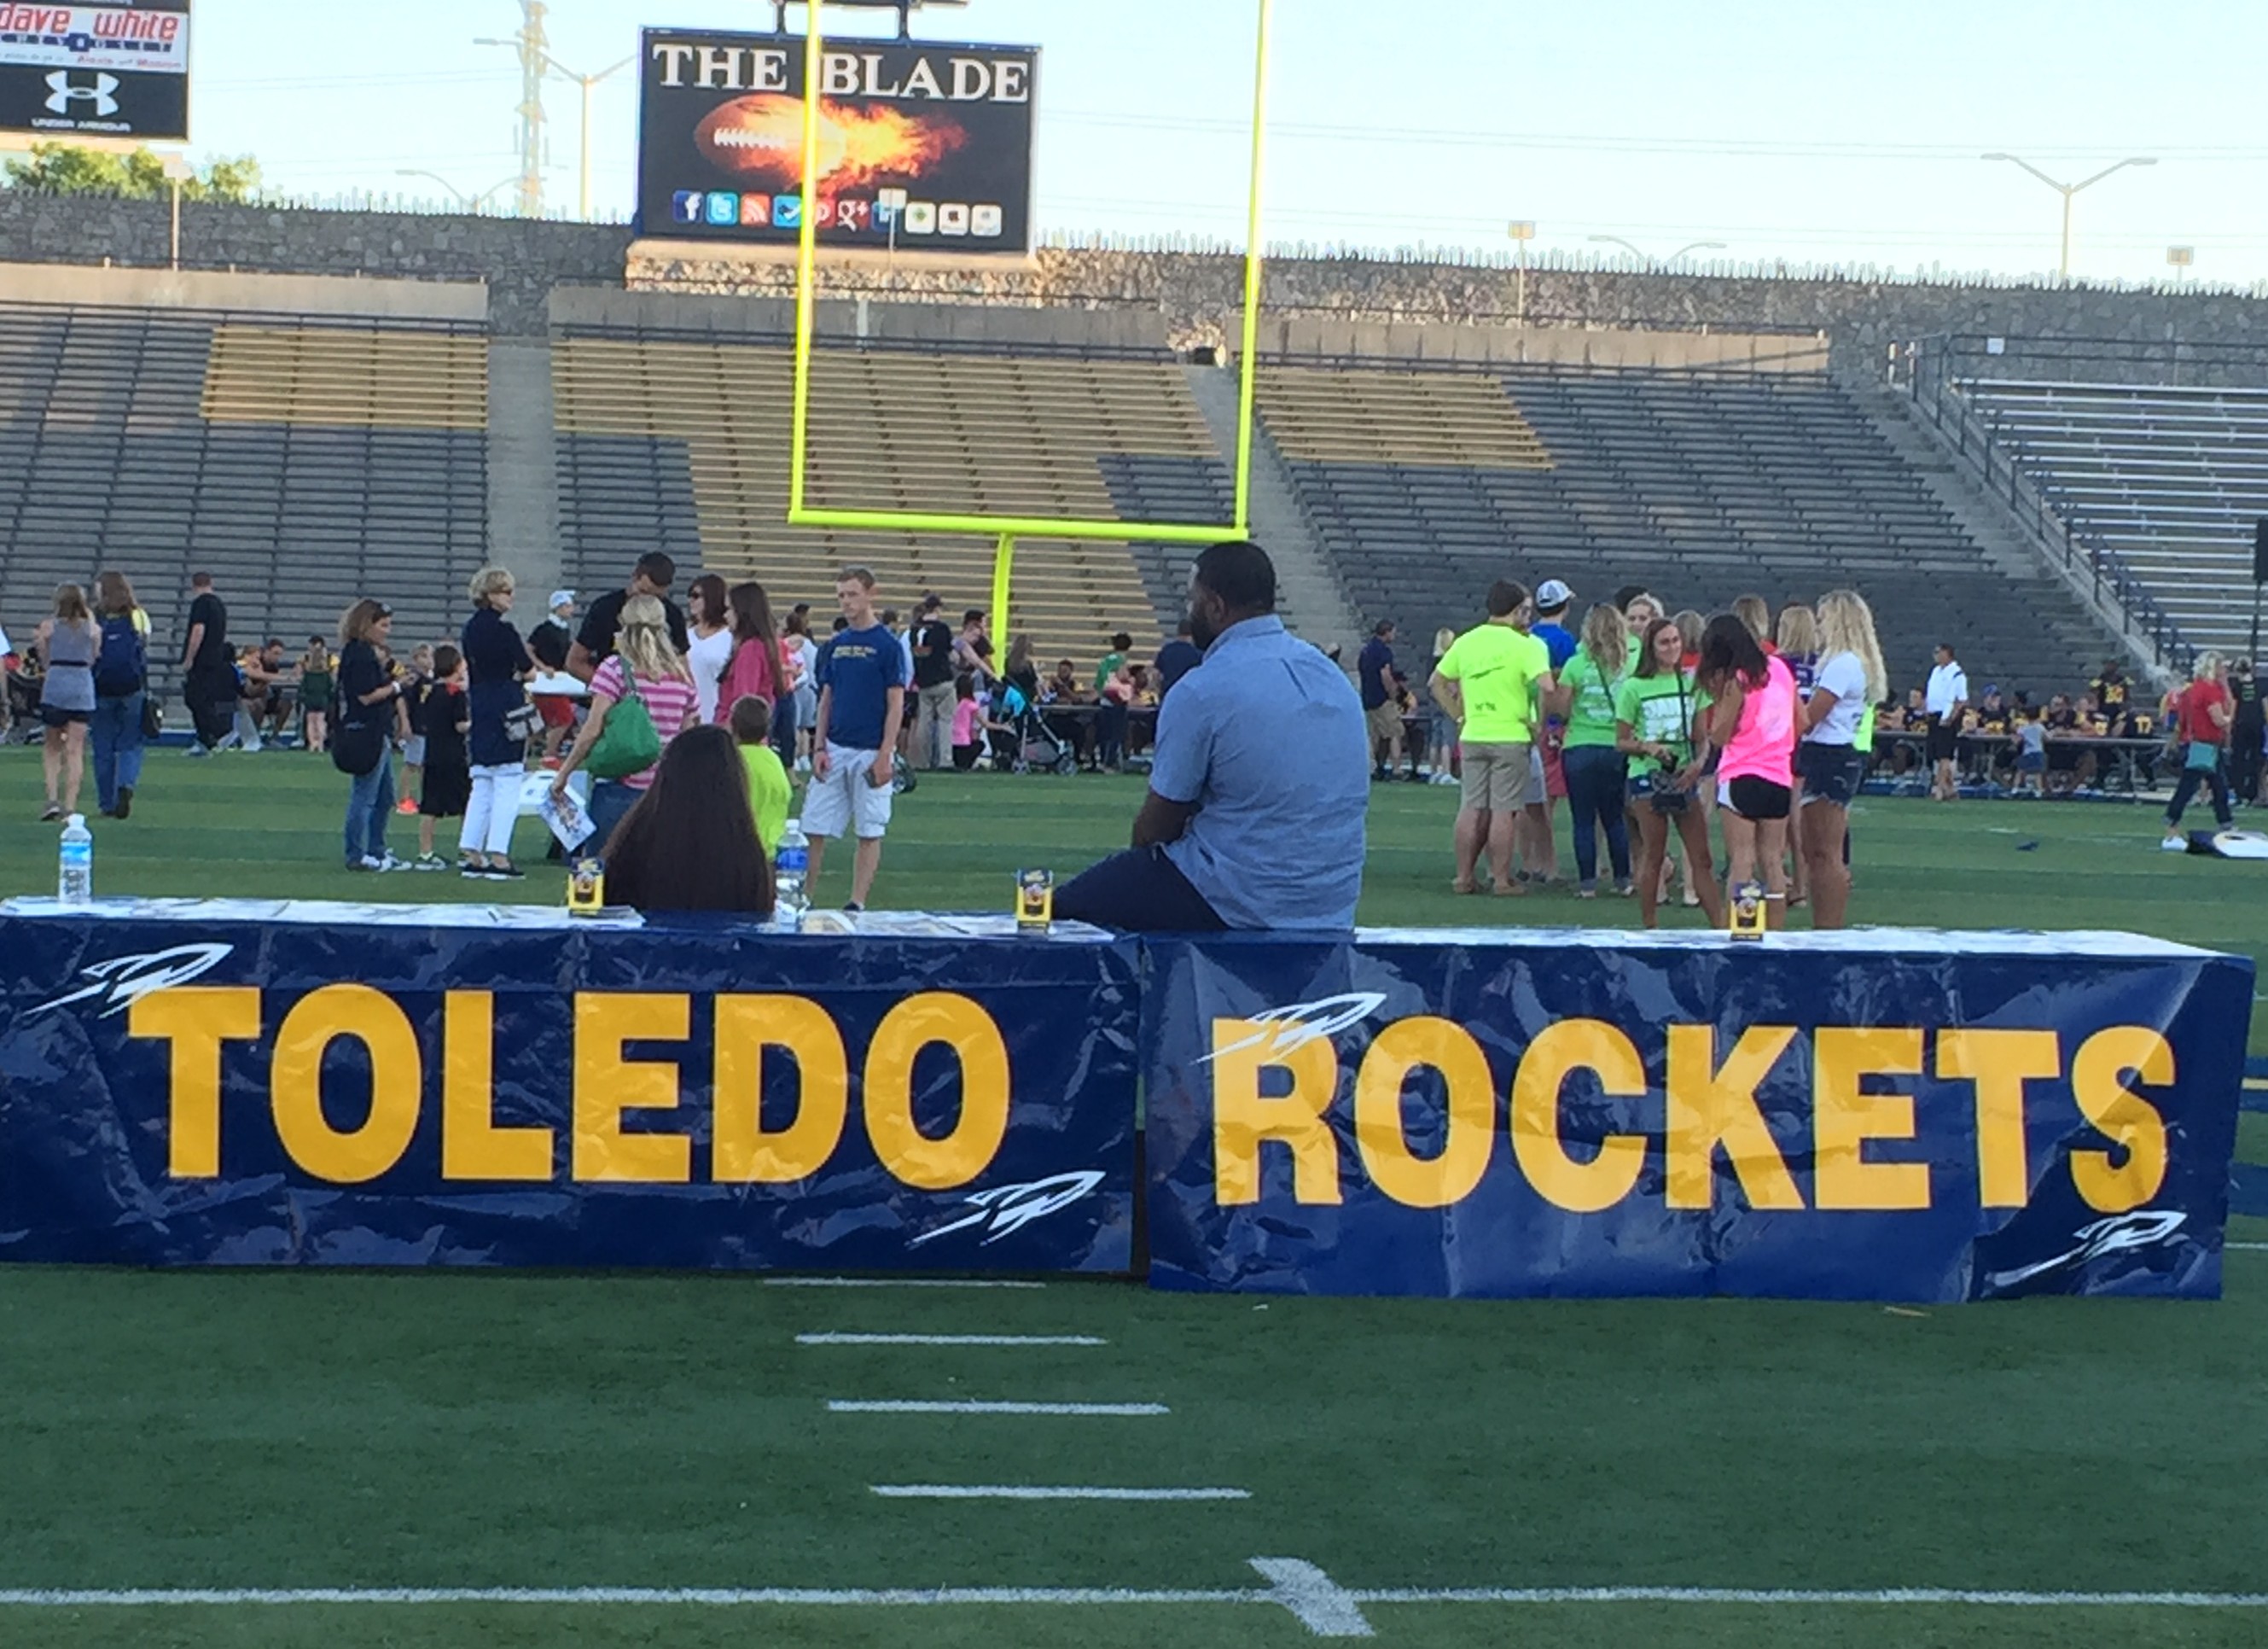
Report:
1143,929,2253,1302
0,900,1138,1272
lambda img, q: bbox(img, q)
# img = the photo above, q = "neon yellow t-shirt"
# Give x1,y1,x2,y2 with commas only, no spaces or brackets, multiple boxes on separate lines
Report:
740,743,792,855
1437,622,1550,744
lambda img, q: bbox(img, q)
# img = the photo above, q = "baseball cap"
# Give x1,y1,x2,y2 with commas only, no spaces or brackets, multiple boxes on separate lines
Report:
549,589,575,612
1535,579,1575,609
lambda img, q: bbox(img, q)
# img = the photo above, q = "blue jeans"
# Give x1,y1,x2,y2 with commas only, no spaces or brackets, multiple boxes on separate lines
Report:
90,691,145,812
343,757,395,865
589,778,639,854
1562,744,1631,889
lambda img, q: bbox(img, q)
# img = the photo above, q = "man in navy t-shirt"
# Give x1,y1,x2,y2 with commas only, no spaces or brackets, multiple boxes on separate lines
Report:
805,567,909,912
1357,620,1408,780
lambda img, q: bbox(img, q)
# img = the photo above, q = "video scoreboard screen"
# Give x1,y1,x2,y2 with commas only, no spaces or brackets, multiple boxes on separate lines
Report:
637,28,1038,253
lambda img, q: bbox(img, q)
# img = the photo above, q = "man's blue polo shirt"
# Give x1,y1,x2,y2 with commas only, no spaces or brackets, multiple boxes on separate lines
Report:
1149,615,1370,929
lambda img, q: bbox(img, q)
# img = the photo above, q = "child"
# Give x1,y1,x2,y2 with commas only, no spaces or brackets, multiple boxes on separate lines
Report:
729,694,791,855
417,644,471,867
397,644,435,816
951,673,983,770
2012,709,2047,797
298,636,334,753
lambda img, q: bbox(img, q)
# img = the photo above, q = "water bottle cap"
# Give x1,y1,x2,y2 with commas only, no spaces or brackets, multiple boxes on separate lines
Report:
65,813,84,827
785,817,800,831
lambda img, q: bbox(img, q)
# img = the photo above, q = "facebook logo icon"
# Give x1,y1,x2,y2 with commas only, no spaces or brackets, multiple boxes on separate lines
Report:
671,191,705,224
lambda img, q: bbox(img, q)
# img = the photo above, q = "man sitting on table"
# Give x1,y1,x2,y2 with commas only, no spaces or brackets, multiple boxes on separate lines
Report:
1054,540,1369,933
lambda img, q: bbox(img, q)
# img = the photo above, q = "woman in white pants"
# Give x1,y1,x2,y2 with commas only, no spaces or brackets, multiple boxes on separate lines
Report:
457,566,535,880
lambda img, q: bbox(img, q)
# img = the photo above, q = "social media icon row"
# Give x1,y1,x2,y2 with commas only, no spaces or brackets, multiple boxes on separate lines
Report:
671,189,1003,238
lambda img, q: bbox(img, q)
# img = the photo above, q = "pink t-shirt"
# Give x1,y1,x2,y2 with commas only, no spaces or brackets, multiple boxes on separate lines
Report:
1719,655,1798,786
590,655,700,790
719,637,779,720
951,696,981,747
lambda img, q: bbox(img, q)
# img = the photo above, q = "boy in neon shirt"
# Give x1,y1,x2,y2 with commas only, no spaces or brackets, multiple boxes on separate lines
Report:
730,694,792,856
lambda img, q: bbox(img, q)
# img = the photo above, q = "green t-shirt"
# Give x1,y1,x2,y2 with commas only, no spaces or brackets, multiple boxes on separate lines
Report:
1614,671,1696,765
741,743,793,856
1093,651,1126,693
1437,622,1550,744
1561,647,1624,749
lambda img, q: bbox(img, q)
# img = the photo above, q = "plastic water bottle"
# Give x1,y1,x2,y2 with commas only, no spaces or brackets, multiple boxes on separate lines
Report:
57,813,92,907
774,817,810,929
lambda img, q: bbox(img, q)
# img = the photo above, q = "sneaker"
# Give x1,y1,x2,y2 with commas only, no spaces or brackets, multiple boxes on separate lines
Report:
183,743,212,759
483,860,526,881
843,900,865,913
39,802,61,822
413,853,448,871
346,855,383,872
375,853,411,872
394,797,419,816
115,786,131,819
460,860,489,878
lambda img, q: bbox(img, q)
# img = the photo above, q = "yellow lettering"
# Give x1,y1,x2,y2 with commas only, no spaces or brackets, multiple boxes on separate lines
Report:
1812,1028,1928,1211
714,995,849,1183
1666,1025,1803,1210
2070,1027,2171,1213
1211,1019,1340,1206
863,993,1009,1192
439,991,552,1181
573,993,691,1183
128,987,261,1179
1511,1019,1648,1214
1353,1017,1492,1209
1937,1029,2059,1208
270,985,421,1184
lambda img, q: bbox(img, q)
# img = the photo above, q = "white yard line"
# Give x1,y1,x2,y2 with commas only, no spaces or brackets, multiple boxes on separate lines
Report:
829,1400,1167,1416
765,1278,1046,1290
1252,1559,1376,1637
796,1333,1102,1347
870,1485,1249,1501
2228,1242,2268,1251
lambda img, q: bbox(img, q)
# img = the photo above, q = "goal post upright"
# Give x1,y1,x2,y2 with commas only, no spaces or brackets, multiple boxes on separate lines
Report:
787,0,1275,632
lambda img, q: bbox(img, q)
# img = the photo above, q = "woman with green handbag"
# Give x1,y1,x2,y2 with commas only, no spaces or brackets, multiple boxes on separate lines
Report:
551,594,701,853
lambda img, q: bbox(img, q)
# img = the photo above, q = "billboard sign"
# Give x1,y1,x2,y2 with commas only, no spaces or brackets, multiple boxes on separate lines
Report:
637,27,1037,251
0,2,190,141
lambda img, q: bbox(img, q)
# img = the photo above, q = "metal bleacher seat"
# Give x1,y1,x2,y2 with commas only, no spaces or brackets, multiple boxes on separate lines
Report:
1259,360,2107,694
1963,378,2268,657
552,335,1226,665
0,301,490,692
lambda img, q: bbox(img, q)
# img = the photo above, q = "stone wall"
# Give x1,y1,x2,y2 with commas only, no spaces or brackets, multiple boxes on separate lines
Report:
2,194,2265,381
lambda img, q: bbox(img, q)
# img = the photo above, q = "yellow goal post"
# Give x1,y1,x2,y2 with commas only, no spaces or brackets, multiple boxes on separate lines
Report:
786,0,1276,632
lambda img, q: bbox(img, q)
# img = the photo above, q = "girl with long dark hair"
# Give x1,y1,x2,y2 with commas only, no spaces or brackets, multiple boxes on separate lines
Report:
604,724,776,916
1697,611,1799,929
720,580,788,740
684,573,736,728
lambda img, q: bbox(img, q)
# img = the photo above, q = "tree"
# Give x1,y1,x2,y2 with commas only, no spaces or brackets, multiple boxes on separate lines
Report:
1,144,262,204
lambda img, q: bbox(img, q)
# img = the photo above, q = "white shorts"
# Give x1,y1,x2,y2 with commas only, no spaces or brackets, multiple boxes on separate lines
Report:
802,743,893,840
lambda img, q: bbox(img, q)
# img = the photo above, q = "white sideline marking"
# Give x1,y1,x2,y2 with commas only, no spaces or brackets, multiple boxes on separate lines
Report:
765,1278,1046,1290
1349,1587,2268,1607
829,1400,1168,1416
797,1333,1102,1347
0,1586,1263,1607
871,1485,1249,1502
1251,1559,1375,1638
2229,1242,2268,1251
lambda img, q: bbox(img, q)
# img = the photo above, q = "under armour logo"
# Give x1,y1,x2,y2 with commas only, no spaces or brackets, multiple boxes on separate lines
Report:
44,71,119,117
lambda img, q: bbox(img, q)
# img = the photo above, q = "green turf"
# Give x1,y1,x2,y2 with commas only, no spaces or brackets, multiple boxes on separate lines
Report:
1,748,2264,1646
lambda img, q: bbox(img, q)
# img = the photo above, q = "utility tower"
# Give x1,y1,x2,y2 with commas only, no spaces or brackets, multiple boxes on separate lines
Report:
512,1,549,219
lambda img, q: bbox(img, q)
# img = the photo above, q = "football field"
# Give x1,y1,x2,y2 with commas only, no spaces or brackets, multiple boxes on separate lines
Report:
1,750,2264,1647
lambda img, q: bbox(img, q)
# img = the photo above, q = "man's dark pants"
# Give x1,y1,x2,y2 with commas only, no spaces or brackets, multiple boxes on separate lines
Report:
183,667,236,749
1055,845,1227,932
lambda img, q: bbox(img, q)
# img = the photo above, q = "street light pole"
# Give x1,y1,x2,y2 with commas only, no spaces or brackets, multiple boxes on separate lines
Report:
1507,219,1535,328
1980,153,2157,282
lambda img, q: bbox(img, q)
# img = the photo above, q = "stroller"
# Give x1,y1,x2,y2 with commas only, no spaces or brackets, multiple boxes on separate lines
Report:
994,681,1079,775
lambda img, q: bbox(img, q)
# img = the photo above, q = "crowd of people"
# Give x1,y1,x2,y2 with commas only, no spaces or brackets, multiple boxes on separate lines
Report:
10,541,2262,927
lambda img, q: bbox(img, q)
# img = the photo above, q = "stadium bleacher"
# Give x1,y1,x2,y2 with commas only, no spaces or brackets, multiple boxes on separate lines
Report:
1261,361,2114,694
0,300,488,690
1962,379,2268,661
551,334,1225,665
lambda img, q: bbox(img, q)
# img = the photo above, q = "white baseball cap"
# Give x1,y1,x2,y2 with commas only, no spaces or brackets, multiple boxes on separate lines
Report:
549,589,576,612
1535,579,1575,609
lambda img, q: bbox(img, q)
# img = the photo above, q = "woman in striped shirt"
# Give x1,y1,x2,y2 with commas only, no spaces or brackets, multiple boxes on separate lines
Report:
551,594,701,853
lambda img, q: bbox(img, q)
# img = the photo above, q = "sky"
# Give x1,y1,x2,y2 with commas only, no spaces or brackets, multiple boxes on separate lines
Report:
183,0,2268,286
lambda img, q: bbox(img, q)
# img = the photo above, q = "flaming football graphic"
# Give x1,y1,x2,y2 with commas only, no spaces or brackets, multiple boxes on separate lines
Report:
694,95,968,189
